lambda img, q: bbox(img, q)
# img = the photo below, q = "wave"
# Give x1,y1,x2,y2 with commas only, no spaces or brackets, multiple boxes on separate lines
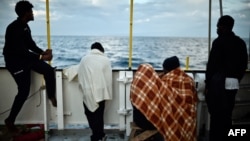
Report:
0,36,249,70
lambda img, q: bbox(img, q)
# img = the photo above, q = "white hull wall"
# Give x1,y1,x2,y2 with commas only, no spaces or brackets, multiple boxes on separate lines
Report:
1,68,250,135
0,69,132,132
0,69,46,124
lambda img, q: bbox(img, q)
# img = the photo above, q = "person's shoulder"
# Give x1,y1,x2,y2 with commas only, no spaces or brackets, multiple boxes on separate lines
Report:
6,20,20,30
211,38,221,49
212,37,220,43
9,19,19,26
235,35,245,42
101,55,111,63
233,34,246,46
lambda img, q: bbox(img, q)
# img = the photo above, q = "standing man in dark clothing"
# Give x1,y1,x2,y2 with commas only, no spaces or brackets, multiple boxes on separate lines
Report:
3,0,57,133
205,15,248,141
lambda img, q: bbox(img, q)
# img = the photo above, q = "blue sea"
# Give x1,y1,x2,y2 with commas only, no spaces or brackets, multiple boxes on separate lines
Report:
0,35,249,70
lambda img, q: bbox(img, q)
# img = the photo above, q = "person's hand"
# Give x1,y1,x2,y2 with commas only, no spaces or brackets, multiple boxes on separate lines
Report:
41,54,52,61
43,49,52,54
42,49,52,56
41,49,53,61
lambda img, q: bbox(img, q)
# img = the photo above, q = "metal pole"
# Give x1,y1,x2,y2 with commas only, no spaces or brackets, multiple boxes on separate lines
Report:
44,1,51,140
46,0,51,65
46,0,51,50
208,0,212,56
42,88,49,141
219,0,223,16
128,0,134,70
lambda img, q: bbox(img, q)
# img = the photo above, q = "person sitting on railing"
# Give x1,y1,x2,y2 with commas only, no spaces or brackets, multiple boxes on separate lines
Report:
130,56,197,141
3,0,57,134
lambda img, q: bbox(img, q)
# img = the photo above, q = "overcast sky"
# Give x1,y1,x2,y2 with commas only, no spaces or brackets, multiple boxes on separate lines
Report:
0,0,249,37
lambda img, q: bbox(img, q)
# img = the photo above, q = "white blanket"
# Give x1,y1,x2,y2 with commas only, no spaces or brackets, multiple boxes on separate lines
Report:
63,64,79,82
77,49,112,112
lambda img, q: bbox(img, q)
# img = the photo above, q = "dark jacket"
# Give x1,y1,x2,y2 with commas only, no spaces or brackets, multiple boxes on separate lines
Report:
206,32,248,88
3,18,44,70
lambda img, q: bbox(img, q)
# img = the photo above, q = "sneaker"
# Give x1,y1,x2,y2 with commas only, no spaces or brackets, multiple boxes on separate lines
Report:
4,119,20,135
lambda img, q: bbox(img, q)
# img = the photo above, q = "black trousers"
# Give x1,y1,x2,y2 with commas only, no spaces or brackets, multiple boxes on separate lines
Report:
207,89,237,141
84,101,105,141
133,105,156,130
133,105,164,141
6,59,56,123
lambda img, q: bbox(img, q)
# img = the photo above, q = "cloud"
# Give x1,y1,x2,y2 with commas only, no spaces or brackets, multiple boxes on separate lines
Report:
0,0,249,37
34,10,46,19
135,18,150,23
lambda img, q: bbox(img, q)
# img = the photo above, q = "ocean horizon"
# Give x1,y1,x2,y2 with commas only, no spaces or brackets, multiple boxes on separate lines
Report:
0,35,249,70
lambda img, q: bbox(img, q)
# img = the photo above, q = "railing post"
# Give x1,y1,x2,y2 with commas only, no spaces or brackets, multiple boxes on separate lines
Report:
117,71,133,136
42,86,49,141
125,71,133,136
56,71,64,130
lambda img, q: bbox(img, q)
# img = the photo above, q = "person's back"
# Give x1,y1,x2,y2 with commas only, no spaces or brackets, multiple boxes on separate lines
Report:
212,33,247,80
81,50,111,78
206,15,247,84
78,42,112,141
78,48,112,110
161,56,197,140
130,56,197,141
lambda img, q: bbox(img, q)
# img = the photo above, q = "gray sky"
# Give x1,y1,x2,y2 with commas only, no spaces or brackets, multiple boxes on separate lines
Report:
0,0,250,37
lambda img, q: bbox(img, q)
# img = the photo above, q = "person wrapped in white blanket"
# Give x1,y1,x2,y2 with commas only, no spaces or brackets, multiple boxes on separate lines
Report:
78,42,112,141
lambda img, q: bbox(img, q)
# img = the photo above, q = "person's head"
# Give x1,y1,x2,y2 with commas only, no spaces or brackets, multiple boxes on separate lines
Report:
217,15,234,35
15,0,34,21
162,56,180,73
91,42,105,53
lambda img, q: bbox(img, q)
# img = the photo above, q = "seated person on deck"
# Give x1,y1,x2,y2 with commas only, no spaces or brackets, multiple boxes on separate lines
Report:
130,56,197,141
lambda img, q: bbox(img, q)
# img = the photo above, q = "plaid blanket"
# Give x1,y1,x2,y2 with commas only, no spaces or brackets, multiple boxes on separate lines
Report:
130,64,197,141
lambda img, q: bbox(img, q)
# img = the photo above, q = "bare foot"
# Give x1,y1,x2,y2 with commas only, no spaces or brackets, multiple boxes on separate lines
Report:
49,97,57,107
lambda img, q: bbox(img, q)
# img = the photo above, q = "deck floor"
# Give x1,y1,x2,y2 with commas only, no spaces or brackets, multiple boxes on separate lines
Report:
1,126,210,141
47,129,126,141
0,125,127,141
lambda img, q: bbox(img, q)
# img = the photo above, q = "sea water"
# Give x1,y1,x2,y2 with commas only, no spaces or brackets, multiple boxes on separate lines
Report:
0,35,249,70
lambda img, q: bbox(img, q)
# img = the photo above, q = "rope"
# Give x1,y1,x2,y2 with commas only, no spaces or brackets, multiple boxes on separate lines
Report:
0,86,45,116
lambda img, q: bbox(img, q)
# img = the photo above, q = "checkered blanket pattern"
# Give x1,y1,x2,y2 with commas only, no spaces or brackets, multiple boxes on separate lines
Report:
130,64,197,141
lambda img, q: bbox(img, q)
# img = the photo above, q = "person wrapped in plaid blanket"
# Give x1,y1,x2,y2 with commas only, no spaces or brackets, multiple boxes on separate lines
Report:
130,56,197,141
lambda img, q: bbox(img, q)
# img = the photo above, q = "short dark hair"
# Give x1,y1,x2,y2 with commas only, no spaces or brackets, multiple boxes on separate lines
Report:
15,0,33,17
91,42,104,53
217,15,234,30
